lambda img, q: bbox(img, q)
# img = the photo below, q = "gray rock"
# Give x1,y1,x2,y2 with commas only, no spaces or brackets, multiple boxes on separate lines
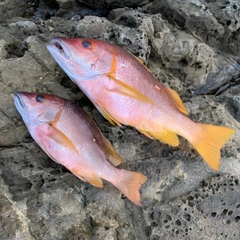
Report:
75,16,112,38
78,0,149,9
145,174,240,239
108,7,130,20
105,10,154,63
144,0,240,55
0,6,240,240
54,0,109,19
0,0,35,23
75,13,153,63
9,20,38,33
0,39,8,60
150,13,240,94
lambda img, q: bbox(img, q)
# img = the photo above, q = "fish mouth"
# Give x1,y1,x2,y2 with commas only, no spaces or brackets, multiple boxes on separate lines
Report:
47,38,71,60
14,93,25,109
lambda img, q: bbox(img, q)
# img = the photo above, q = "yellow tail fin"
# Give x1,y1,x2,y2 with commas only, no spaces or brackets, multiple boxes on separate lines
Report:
191,124,235,171
113,170,147,206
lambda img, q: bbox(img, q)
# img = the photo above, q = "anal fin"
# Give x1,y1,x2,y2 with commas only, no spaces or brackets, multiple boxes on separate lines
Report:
138,128,179,147
165,86,188,115
103,137,123,166
154,130,179,147
71,167,103,188
137,128,154,139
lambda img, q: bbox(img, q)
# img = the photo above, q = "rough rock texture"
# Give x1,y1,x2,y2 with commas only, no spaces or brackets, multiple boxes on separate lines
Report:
78,0,149,9
144,0,240,56
0,0,37,22
0,1,240,239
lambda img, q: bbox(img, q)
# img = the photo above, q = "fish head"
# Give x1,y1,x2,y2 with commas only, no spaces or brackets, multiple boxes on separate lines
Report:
14,92,63,125
47,37,113,82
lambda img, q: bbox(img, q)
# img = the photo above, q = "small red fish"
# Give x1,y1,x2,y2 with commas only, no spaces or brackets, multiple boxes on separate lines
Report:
47,37,235,171
14,92,147,205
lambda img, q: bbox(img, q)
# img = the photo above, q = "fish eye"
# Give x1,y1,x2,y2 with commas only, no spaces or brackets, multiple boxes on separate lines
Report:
35,95,44,103
82,41,91,48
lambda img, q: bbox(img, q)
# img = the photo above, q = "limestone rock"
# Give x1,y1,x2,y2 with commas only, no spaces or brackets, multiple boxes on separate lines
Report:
0,0,36,23
144,0,240,55
78,0,149,9
0,4,240,240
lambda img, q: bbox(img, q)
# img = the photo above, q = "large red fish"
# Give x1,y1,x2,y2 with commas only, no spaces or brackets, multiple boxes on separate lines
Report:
47,37,235,171
14,92,147,205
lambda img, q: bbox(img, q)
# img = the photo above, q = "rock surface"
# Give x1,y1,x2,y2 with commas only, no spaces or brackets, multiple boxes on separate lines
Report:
0,1,240,240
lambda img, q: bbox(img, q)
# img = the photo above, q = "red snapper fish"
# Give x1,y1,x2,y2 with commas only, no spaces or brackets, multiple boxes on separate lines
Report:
14,92,147,205
47,37,235,171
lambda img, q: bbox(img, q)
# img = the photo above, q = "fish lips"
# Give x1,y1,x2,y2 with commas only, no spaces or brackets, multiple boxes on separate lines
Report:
47,38,71,61
14,92,25,109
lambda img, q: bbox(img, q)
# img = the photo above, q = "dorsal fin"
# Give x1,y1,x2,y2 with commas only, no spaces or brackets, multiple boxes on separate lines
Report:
103,137,123,166
71,167,103,188
165,86,188,115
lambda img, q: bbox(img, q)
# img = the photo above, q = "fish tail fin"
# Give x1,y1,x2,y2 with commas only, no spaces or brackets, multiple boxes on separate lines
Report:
190,123,235,171
112,169,147,206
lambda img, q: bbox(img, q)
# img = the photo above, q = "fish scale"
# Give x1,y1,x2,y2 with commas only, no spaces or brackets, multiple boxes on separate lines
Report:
14,92,147,205
47,37,235,171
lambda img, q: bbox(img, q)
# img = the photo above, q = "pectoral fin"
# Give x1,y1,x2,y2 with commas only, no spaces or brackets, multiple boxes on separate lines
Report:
165,86,188,115
46,124,78,153
71,168,103,188
103,137,123,166
138,128,179,147
107,73,153,105
97,103,122,126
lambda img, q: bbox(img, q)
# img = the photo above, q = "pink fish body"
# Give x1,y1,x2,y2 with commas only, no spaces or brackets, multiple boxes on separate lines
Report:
14,92,146,205
47,38,235,170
